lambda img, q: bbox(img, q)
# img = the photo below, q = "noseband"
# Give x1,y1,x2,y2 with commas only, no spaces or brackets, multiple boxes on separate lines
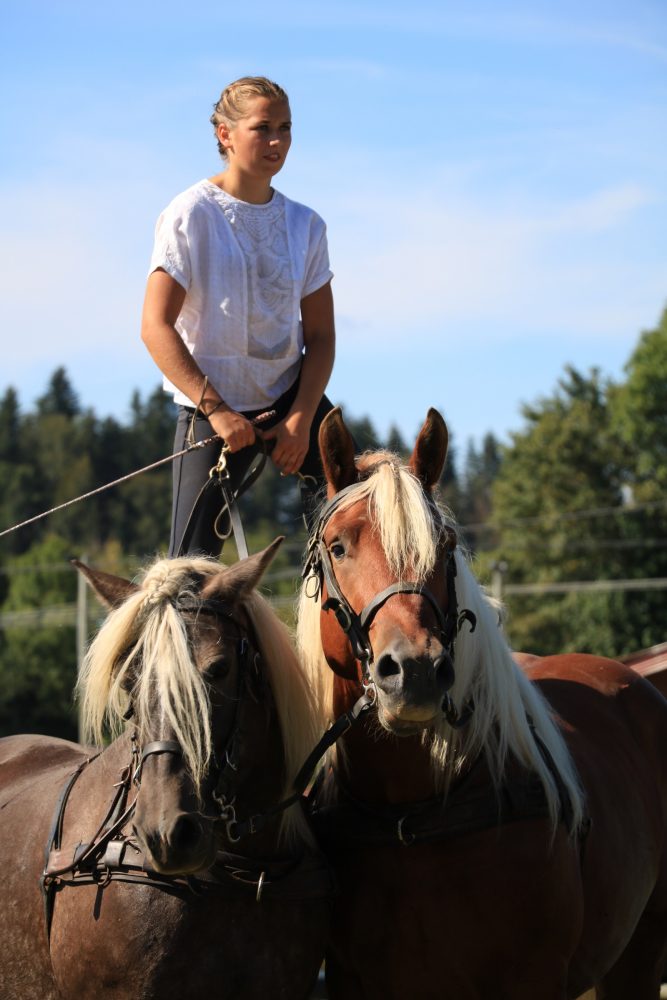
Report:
303,481,476,728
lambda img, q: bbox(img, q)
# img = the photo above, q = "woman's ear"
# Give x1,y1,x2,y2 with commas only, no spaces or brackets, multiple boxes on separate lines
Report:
216,122,232,153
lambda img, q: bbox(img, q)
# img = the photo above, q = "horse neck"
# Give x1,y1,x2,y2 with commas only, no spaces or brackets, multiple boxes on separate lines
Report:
333,676,439,805
54,730,136,845
83,729,133,779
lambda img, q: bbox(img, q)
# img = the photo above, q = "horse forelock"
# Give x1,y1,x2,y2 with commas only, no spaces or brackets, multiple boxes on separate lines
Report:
340,454,443,582
79,556,223,787
79,555,321,844
296,455,450,730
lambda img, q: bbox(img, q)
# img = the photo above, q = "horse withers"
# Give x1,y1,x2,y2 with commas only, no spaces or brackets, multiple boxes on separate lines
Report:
297,406,667,1000
0,540,331,1000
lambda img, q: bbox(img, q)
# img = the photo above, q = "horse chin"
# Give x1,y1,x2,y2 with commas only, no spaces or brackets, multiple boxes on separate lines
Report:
377,705,439,738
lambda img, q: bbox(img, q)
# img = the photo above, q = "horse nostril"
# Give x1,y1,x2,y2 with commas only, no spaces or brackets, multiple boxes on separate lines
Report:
169,814,202,852
434,651,455,693
375,653,401,681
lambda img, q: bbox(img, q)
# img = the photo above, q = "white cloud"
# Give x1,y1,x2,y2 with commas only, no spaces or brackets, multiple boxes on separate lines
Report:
326,179,663,343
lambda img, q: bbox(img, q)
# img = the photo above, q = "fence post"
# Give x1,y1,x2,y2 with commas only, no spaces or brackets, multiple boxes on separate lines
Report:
491,560,507,602
76,554,88,743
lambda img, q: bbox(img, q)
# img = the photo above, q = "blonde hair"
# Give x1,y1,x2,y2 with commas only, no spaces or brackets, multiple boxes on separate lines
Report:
210,76,289,159
296,454,585,835
78,554,324,845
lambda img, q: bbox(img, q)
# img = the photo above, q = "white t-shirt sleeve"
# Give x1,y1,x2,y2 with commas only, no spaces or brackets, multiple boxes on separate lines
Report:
148,204,192,291
302,219,333,298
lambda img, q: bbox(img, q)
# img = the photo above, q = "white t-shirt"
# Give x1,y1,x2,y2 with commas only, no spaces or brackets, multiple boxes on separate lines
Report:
149,179,333,410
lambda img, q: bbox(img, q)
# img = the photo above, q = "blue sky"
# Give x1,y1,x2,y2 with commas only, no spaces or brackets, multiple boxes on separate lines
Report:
2,0,666,462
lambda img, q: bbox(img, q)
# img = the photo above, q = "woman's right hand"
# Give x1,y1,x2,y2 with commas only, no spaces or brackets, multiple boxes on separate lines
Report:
209,408,256,452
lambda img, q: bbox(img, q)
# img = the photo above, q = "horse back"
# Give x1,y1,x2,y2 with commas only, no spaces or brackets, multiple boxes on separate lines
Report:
522,653,667,826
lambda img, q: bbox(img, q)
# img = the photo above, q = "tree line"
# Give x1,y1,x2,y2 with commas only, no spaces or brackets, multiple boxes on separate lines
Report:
1,304,665,737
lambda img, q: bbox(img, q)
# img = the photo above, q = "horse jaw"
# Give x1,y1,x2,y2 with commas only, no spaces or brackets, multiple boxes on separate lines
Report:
408,408,449,490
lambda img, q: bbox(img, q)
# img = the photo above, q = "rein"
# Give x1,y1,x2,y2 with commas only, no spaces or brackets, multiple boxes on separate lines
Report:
0,409,274,548
41,735,335,943
0,435,221,541
174,438,269,561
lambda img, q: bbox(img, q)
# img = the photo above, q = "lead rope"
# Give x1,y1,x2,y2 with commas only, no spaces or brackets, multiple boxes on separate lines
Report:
0,435,223,541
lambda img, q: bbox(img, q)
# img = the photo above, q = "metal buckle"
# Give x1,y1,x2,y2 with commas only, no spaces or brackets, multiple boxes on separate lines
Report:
397,816,415,847
214,793,241,843
209,444,231,480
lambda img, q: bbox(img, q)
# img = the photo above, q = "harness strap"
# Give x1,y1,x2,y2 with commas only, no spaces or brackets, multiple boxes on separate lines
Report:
359,581,447,634
224,691,375,843
311,767,556,850
41,755,98,939
176,446,267,559
134,740,182,783
50,840,335,903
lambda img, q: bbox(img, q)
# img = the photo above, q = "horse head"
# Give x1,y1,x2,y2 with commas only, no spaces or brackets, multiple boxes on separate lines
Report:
75,539,295,875
303,406,468,737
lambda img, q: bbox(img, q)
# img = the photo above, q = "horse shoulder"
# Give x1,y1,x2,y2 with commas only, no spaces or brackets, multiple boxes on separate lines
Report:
0,734,87,799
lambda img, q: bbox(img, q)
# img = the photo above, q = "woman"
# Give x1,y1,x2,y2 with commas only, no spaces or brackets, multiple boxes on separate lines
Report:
141,76,335,556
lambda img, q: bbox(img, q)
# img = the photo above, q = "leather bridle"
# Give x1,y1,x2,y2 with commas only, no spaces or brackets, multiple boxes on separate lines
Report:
303,481,477,728
134,597,287,846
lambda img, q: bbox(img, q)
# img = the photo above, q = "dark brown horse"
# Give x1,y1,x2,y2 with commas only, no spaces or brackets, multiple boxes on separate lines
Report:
0,541,331,999
296,407,667,1000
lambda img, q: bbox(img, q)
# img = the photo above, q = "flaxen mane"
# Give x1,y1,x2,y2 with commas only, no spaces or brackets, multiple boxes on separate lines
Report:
78,555,324,841
296,453,584,832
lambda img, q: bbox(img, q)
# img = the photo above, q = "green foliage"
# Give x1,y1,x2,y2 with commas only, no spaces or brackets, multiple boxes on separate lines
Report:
0,535,78,739
3,318,667,739
612,309,667,495
0,370,453,737
486,313,667,657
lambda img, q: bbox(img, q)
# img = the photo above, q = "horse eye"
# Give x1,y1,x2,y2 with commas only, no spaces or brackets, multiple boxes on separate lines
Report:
205,657,230,681
329,541,346,561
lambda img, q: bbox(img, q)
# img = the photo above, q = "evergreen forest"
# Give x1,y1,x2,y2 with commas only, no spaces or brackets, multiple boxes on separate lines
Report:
1,306,666,739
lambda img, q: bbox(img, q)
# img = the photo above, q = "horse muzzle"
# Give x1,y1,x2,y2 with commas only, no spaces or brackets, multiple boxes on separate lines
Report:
134,809,217,875
371,638,455,733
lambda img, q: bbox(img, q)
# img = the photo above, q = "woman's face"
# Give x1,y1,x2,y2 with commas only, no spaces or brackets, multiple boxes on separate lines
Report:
219,96,292,178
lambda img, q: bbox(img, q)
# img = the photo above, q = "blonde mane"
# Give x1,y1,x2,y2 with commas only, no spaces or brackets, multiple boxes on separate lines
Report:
78,555,325,844
296,454,584,833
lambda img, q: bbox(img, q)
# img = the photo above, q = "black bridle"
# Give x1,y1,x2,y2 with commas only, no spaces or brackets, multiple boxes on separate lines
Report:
41,589,356,938
303,482,476,728
134,596,296,846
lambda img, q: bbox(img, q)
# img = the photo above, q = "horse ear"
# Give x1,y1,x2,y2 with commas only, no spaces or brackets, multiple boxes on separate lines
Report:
201,537,284,603
71,559,139,608
319,407,357,497
408,408,449,490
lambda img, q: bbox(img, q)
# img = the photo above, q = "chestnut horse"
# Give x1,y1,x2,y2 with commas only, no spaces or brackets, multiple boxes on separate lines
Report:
296,407,667,1000
0,540,330,999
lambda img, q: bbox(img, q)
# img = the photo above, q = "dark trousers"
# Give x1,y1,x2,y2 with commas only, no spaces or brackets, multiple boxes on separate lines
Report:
168,380,335,557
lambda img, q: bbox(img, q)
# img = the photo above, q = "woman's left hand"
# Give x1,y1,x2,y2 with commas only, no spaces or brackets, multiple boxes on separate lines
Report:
263,413,311,476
